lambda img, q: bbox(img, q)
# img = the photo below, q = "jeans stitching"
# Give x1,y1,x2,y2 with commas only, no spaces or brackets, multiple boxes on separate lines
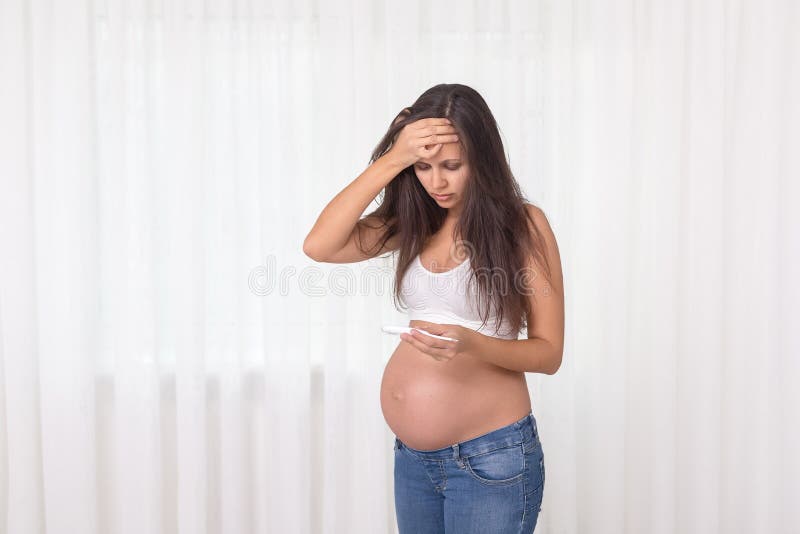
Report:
464,443,520,459
400,446,443,491
522,441,545,520
463,443,525,486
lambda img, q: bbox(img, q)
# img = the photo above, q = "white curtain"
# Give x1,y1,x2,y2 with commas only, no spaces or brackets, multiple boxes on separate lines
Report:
0,1,797,533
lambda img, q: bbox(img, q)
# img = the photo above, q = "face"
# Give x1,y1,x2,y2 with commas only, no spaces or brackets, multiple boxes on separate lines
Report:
413,141,469,212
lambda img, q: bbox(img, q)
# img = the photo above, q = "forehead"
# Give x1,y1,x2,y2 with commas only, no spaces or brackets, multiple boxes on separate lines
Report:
418,141,464,163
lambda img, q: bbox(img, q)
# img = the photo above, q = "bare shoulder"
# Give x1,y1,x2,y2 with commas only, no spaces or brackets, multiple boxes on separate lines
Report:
524,203,553,235
522,203,563,292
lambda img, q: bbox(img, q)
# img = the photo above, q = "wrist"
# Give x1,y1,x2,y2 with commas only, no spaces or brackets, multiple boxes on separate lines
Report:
460,327,485,357
379,151,413,173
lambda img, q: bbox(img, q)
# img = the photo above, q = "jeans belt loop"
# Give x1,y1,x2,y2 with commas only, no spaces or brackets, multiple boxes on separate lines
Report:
452,442,465,467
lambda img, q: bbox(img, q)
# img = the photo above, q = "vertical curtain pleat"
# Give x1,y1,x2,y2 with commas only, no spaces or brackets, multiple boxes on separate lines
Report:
0,0,47,531
26,0,100,532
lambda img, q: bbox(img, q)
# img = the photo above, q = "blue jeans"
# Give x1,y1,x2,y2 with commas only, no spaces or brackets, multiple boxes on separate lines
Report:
393,411,545,533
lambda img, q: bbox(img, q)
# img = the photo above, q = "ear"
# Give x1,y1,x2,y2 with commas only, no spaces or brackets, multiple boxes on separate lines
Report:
393,107,412,125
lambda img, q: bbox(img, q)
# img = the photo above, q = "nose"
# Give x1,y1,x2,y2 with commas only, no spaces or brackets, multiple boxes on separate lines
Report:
431,169,447,189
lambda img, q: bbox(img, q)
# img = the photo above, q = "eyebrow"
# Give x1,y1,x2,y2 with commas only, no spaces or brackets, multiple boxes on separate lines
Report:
416,159,461,165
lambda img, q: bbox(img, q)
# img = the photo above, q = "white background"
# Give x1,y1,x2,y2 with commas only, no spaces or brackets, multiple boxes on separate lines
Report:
0,1,798,533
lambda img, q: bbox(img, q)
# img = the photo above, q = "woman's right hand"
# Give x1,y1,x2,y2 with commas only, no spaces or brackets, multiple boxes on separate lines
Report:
386,110,460,168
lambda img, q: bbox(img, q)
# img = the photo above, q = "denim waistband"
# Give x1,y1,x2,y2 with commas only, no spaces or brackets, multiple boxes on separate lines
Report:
395,410,538,460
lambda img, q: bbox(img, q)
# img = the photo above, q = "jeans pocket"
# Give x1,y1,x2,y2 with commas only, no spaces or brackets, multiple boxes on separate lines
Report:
464,444,525,486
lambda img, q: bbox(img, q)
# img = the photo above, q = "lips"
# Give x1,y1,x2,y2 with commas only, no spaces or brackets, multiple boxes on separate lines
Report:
433,193,452,200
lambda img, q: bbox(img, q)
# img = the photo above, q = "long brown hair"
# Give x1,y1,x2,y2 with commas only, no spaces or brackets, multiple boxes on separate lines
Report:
356,83,553,337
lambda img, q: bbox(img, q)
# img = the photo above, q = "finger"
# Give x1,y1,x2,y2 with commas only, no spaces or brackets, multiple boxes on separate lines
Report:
418,143,442,155
419,124,457,138
419,124,457,134
422,144,442,157
401,333,428,354
433,124,458,135
416,132,458,146
411,329,450,350
416,131,442,145
409,328,435,346
419,117,452,127
414,322,445,336
427,335,459,350
419,144,435,155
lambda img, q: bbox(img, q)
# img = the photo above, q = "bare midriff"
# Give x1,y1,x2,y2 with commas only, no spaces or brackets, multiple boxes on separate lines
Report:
380,319,532,451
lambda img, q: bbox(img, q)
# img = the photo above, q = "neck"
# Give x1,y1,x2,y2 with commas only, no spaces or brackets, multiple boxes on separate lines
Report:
444,209,462,225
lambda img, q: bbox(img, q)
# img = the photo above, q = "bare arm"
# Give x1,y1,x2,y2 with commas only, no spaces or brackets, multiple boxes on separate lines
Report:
303,114,459,263
302,154,406,263
463,205,565,374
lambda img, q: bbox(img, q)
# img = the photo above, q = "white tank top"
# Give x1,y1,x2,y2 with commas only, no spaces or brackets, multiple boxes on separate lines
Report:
398,252,520,340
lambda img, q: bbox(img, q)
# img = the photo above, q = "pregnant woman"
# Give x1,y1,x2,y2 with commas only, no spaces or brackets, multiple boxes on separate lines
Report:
303,83,564,533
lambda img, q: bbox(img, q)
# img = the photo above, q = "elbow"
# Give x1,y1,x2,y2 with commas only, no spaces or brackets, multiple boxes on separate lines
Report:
548,348,563,375
303,236,323,262
528,338,563,375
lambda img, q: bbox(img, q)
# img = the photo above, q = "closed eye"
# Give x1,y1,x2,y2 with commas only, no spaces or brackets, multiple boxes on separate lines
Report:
416,164,460,171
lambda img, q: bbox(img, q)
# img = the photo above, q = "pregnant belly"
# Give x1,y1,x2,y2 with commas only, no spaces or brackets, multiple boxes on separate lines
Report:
380,336,532,451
